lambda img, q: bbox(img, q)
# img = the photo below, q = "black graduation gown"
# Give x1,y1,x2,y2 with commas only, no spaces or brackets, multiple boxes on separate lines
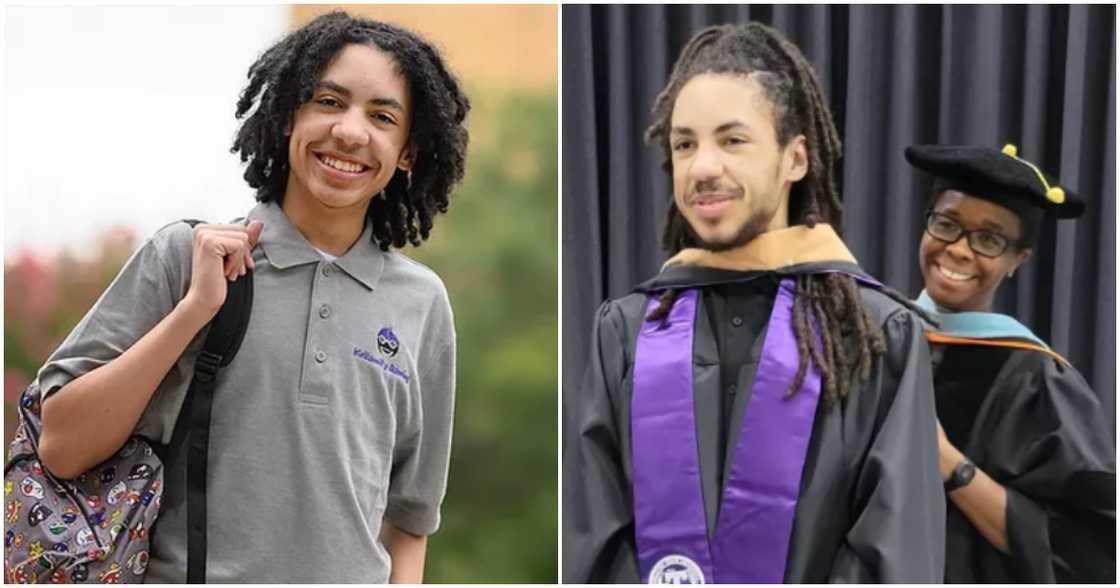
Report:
932,343,1116,583
563,264,946,583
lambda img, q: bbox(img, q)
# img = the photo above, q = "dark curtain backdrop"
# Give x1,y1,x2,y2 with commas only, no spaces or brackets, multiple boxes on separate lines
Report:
562,4,1116,434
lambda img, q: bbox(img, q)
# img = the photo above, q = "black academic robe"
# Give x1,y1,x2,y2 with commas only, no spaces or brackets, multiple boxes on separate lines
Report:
563,264,946,583
933,344,1116,583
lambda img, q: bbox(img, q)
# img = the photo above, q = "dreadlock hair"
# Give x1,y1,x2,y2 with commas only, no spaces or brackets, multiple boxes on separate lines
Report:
232,11,470,251
644,23,931,405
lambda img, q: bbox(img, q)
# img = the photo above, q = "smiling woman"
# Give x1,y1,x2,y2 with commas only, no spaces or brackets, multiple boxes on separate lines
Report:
919,192,1031,313
906,144,1114,583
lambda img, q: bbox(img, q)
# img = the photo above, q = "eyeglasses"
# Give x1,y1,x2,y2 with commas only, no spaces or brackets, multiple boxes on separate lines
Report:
924,212,1021,258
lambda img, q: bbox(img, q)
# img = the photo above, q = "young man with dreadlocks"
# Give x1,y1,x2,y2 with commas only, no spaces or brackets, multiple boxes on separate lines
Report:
563,23,945,583
32,12,466,582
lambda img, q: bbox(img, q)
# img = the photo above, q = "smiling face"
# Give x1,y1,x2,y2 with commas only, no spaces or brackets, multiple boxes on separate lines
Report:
669,73,807,251
919,190,1032,312
284,43,413,217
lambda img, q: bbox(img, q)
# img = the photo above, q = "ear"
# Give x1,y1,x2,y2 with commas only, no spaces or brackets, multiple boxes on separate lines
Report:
397,142,417,171
784,135,809,183
1011,247,1032,274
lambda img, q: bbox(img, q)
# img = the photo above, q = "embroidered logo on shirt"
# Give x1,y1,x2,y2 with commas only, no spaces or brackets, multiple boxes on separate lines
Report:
376,327,400,358
353,347,411,384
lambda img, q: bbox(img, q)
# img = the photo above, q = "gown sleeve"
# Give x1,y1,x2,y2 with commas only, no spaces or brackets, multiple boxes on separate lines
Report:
828,309,947,582
562,300,641,583
985,353,1115,582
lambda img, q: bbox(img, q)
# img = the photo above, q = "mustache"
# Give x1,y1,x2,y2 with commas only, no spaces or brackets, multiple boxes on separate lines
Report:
687,180,742,203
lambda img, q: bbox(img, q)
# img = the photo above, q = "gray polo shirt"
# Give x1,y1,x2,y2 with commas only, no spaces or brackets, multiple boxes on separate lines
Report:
37,202,456,583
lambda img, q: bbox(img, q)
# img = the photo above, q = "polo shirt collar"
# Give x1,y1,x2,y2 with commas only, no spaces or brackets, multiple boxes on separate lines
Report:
248,202,386,291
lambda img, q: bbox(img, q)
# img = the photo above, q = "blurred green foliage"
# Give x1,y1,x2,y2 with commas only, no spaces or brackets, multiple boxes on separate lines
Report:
3,87,558,582
414,88,557,583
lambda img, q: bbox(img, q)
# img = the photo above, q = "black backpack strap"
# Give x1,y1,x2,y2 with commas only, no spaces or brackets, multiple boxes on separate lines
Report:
167,219,254,584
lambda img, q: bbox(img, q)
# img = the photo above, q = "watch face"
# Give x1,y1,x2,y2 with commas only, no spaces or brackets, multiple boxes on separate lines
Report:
959,460,977,483
945,459,977,492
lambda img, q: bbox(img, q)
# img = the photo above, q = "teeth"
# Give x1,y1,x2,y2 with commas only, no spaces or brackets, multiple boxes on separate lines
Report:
938,265,972,281
320,154,366,173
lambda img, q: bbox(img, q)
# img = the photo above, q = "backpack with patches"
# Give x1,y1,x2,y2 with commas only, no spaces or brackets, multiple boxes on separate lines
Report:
4,219,253,584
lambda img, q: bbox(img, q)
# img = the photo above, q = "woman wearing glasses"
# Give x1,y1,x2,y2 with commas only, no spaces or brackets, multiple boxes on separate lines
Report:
905,144,1114,583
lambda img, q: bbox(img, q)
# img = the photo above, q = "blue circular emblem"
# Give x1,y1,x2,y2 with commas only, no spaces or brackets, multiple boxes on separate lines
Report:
377,327,400,358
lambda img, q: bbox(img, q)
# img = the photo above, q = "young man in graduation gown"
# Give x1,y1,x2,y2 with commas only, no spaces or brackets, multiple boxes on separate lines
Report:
562,23,946,584
905,144,1116,583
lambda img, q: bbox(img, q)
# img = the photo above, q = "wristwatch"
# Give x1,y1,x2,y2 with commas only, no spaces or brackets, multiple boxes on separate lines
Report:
944,457,977,492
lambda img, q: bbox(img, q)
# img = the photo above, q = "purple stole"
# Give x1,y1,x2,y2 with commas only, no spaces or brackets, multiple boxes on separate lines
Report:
631,277,821,584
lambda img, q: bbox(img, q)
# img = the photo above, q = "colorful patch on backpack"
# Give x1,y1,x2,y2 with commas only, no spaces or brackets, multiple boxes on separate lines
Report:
27,503,51,527
20,389,41,415
10,564,28,583
128,522,146,541
61,506,79,524
20,477,44,500
76,528,95,546
106,482,127,505
127,464,154,481
98,563,121,583
98,466,117,487
126,550,149,576
6,499,22,523
70,563,89,582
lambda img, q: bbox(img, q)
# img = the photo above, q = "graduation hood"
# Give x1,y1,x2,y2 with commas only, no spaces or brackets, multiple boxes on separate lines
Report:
636,224,870,292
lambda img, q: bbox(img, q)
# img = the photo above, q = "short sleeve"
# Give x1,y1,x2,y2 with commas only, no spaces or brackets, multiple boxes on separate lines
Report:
384,286,456,536
35,221,202,444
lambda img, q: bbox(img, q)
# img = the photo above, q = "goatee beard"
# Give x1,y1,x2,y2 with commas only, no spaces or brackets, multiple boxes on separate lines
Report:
686,207,778,252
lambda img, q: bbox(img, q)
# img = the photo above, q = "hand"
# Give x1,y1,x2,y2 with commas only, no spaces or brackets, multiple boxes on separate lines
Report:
182,221,264,322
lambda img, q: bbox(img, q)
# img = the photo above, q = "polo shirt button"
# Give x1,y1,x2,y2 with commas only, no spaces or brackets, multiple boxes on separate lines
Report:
314,350,327,363
726,385,736,395
731,316,743,327
322,265,332,277
318,305,331,319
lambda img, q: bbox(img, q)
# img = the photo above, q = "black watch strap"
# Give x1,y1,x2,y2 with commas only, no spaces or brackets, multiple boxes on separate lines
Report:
944,457,977,492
